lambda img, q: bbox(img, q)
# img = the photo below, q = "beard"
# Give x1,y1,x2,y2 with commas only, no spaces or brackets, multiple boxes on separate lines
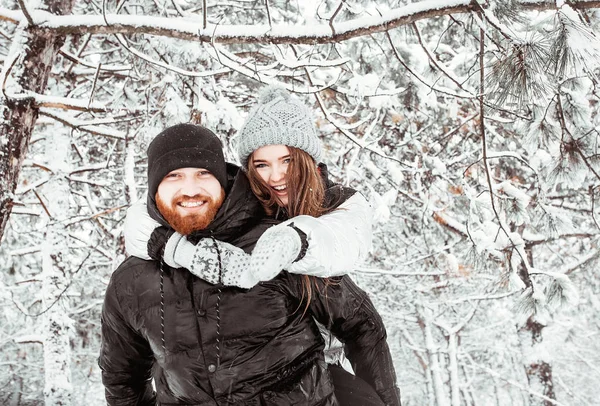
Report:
156,190,225,235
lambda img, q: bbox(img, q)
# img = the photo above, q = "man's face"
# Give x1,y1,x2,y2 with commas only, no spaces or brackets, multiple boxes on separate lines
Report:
156,167,225,235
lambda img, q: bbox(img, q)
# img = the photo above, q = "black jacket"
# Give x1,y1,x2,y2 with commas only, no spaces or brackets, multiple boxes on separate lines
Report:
99,165,400,405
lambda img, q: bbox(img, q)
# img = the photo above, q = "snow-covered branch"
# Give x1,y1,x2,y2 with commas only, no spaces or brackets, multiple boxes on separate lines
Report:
0,1,598,45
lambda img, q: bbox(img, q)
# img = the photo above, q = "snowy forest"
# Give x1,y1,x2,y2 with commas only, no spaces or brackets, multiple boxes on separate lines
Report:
1,0,600,404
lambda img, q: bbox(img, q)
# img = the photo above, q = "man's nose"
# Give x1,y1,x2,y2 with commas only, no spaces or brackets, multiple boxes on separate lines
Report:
181,177,205,195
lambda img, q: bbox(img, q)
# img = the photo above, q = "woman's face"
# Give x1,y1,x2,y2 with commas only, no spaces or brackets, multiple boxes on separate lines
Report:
251,144,291,206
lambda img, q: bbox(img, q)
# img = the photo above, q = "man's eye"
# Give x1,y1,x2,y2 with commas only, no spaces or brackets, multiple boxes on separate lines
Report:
166,173,180,178
199,170,211,176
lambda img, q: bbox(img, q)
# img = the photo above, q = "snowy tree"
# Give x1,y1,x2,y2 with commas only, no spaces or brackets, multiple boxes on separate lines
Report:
1,0,599,404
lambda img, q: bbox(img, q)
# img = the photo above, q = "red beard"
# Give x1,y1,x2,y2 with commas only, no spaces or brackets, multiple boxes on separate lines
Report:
156,191,224,235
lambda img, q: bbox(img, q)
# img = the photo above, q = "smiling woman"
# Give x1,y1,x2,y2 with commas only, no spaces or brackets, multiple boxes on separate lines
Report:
250,145,291,205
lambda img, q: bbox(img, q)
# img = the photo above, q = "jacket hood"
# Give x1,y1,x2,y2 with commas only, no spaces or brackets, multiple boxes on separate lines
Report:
147,163,265,243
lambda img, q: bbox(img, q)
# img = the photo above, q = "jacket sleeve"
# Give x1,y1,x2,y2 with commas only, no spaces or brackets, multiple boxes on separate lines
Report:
98,277,156,405
282,192,373,277
306,275,401,406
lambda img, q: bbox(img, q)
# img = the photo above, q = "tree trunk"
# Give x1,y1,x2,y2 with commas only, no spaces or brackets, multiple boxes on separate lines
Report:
41,125,73,405
519,317,556,405
0,0,75,244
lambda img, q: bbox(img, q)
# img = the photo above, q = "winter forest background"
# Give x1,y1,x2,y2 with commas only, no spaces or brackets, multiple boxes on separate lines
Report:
1,0,600,405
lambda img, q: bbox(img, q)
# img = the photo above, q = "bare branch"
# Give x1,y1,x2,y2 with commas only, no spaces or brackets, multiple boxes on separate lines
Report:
411,22,471,92
385,31,474,99
16,0,34,26
115,34,230,78
32,189,51,218
265,0,272,27
39,110,127,139
59,49,131,72
329,1,345,36
87,62,101,109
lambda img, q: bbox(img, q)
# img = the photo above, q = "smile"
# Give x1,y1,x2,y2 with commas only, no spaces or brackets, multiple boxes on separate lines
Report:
178,201,206,208
272,185,287,192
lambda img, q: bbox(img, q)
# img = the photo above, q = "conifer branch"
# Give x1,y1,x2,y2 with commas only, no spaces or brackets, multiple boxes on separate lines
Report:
477,14,532,287
556,94,600,184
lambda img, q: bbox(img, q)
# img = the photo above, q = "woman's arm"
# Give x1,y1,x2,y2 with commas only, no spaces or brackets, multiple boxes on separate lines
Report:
123,199,258,288
163,233,257,288
278,191,373,277
302,275,401,406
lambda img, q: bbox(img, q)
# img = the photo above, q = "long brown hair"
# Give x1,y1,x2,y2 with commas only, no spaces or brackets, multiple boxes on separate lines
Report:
247,146,330,309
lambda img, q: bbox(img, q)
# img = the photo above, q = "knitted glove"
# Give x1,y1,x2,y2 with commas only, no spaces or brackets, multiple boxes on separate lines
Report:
163,234,257,289
123,198,161,260
249,223,304,282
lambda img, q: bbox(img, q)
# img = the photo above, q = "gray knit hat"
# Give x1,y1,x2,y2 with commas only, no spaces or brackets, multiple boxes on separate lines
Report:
236,85,322,168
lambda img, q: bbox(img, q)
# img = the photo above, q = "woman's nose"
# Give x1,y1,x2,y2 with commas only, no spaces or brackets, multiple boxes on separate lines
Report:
270,166,285,182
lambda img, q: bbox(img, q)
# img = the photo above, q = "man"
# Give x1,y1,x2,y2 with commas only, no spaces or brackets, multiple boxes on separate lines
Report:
99,123,400,405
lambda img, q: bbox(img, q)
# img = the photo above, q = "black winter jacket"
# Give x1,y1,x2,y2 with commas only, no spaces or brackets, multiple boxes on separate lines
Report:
99,165,400,405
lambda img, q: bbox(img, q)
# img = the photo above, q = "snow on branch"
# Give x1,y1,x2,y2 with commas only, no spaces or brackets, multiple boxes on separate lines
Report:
6,90,108,112
0,1,598,45
39,110,126,139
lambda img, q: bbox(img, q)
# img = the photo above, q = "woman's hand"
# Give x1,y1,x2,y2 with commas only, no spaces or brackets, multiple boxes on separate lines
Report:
248,224,304,282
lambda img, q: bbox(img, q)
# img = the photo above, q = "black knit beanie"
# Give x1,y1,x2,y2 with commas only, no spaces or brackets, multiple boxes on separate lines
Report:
147,123,227,199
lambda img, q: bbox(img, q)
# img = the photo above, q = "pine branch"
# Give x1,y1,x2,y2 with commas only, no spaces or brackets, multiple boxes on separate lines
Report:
477,14,534,288
556,94,600,183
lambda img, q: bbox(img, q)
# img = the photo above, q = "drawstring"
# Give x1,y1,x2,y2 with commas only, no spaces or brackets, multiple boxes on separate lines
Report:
160,240,222,365
210,235,223,367
159,260,166,355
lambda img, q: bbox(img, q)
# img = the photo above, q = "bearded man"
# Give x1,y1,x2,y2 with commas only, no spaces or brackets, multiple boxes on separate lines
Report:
98,123,400,405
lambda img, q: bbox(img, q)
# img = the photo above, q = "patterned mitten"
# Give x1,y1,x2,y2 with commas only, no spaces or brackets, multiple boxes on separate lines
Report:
164,235,257,289
249,224,303,282
123,198,161,260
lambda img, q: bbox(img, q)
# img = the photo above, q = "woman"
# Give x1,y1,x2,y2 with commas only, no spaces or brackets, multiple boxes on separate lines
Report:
124,86,399,405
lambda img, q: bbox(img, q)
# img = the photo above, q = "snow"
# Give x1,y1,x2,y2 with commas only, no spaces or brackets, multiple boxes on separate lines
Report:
0,1,473,43
2,0,600,404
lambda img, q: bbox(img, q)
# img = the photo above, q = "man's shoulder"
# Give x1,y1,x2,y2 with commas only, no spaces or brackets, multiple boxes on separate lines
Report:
233,218,279,253
110,256,159,286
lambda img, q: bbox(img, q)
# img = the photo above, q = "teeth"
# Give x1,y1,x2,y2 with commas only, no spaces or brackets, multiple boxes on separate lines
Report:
180,201,205,207
273,185,287,191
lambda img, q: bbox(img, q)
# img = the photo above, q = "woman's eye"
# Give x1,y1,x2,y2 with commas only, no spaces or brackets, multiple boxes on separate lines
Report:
254,163,267,169
283,158,291,164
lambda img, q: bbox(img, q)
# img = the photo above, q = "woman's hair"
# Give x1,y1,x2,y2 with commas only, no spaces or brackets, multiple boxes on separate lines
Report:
247,146,332,310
